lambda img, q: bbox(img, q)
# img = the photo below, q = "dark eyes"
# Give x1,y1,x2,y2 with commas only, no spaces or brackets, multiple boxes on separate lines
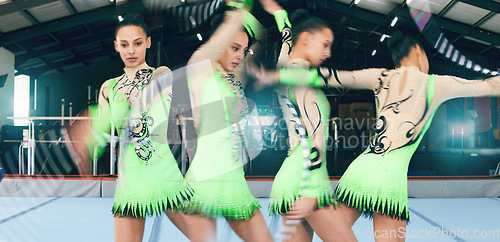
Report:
232,47,239,51
120,42,142,47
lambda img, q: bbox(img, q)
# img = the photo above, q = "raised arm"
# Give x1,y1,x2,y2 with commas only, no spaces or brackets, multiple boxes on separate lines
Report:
188,10,243,65
187,9,243,129
259,0,291,66
274,10,292,66
435,75,500,103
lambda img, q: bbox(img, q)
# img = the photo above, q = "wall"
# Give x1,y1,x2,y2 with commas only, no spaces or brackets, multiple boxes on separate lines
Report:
0,48,15,127
32,57,124,119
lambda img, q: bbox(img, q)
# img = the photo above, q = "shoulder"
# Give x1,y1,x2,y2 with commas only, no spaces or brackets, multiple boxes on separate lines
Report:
154,66,171,74
100,74,124,96
151,66,172,79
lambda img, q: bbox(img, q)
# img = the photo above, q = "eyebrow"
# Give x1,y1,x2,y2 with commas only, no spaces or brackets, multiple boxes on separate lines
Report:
119,38,144,42
232,43,242,47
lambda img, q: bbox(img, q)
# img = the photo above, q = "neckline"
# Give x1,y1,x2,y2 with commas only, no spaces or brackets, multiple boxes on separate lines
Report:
123,62,152,81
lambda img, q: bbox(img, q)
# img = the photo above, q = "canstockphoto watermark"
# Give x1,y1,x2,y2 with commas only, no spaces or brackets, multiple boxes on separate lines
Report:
366,227,500,240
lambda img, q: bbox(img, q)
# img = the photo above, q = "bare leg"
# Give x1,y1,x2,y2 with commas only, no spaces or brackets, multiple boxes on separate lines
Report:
165,210,190,239
227,210,273,242
114,216,145,242
339,203,362,226
281,217,313,242
184,214,217,242
305,206,357,242
372,213,406,242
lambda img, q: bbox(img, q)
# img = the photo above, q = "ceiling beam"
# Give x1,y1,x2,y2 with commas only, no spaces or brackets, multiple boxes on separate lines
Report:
437,0,457,18
318,1,418,39
19,48,117,77
434,16,500,46
472,11,495,28
391,7,500,47
0,0,59,16
60,0,78,15
320,1,500,47
19,10,41,25
479,45,495,55
457,0,500,13
0,0,144,47
15,31,115,67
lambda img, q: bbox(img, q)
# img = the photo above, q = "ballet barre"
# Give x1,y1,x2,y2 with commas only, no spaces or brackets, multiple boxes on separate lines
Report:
6,116,113,176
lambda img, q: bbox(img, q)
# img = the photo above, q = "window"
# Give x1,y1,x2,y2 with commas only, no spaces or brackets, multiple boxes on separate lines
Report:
13,74,30,126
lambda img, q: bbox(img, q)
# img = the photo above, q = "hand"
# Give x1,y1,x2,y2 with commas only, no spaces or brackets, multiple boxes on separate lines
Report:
284,197,318,220
258,0,283,15
66,110,93,175
225,0,253,11
246,62,280,91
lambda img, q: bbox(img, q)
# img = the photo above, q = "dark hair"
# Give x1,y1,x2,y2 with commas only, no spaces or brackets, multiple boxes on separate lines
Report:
210,12,256,49
115,13,150,37
387,31,421,66
290,9,330,45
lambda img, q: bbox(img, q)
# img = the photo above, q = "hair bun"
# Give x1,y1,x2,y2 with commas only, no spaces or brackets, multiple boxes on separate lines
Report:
290,9,311,25
387,31,404,49
123,12,145,22
115,12,149,37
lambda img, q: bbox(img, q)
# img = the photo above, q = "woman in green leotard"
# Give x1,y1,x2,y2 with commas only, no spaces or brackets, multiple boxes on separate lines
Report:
71,13,193,242
258,0,357,241
183,2,273,241
257,30,500,241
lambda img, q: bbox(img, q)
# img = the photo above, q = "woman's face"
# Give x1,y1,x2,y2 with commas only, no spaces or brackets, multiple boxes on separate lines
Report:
114,25,151,68
304,27,334,67
217,31,249,72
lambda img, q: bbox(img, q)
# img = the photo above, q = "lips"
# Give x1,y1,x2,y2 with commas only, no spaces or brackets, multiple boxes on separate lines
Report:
127,57,138,62
231,62,240,68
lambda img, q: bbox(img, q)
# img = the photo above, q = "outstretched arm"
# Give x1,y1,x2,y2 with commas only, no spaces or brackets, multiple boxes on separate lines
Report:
435,75,500,103
277,67,385,90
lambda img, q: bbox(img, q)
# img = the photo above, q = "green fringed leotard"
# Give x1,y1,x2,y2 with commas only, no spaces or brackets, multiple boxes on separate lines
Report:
183,11,260,220
268,11,335,215
95,63,193,218
335,74,437,221
278,65,500,221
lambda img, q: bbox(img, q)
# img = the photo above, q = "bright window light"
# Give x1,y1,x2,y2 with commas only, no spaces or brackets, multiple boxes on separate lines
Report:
14,74,30,126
